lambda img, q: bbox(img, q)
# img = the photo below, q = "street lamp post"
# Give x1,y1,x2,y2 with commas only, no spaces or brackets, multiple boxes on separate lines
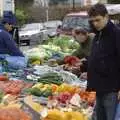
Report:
73,0,75,11
45,0,49,21
46,7,49,21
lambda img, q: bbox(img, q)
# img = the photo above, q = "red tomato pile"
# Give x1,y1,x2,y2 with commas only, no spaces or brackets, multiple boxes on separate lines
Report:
0,80,33,95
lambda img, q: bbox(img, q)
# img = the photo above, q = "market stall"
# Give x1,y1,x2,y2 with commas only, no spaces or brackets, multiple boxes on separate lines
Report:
0,35,96,120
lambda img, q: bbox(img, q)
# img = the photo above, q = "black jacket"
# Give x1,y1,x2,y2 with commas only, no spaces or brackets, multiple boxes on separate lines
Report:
87,21,120,92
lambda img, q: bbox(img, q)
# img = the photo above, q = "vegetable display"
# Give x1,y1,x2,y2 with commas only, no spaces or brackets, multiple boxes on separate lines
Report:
38,72,63,85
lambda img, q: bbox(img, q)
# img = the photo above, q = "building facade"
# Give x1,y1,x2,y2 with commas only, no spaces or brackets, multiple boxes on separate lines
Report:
0,0,15,17
69,0,108,6
34,0,49,7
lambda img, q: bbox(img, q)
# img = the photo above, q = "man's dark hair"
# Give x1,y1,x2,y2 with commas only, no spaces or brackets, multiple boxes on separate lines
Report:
88,3,108,17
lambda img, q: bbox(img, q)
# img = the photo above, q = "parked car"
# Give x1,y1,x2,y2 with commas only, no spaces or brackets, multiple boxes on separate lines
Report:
43,20,62,38
60,11,89,35
60,5,120,36
19,23,47,45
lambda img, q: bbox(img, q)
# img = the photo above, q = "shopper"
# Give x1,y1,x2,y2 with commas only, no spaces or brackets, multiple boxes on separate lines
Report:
72,27,94,73
72,27,93,59
87,3,120,120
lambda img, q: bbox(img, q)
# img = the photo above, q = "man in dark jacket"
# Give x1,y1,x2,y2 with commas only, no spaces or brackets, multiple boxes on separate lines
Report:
87,3,120,120
0,17,24,56
3,11,20,45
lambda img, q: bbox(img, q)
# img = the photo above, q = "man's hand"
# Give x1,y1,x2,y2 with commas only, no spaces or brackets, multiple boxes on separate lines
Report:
118,91,120,100
80,58,87,62
80,72,87,80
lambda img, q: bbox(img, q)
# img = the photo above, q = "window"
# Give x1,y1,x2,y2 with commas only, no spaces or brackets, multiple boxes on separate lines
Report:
62,16,89,29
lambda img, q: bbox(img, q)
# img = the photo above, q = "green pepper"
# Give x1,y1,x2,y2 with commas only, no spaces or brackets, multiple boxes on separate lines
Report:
42,88,52,97
30,88,42,96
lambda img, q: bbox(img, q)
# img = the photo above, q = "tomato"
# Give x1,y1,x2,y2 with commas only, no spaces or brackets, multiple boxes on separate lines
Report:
0,75,8,81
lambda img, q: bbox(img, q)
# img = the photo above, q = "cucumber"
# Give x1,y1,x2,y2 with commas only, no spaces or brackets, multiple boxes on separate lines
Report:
38,78,63,85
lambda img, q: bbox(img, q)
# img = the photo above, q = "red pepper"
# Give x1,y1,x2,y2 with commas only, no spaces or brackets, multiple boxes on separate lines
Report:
57,92,72,104
64,56,80,66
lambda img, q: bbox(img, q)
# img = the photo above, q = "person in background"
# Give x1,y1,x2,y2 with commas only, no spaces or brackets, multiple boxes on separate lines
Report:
0,17,24,56
10,26,20,46
72,27,93,59
3,11,20,46
86,3,120,120
72,27,94,73
56,25,62,37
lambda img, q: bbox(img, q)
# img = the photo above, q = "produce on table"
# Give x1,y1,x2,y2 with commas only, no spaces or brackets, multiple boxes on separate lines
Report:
47,59,58,67
0,102,22,109
25,35,80,64
43,109,87,120
29,87,52,97
26,83,52,97
1,94,17,105
42,45,61,52
64,56,80,66
40,45,66,61
49,92,80,106
23,82,95,119
70,93,81,107
0,75,8,81
0,80,33,95
44,35,79,52
27,82,95,106
65,111,88,120
28,56,42,65
57,92,72,104
51,84,58,93
56,83,78,94
79,91,96,106
24,96,43,112
43,109,66,120
38,72,63,85
63,56,81,76
48,83,95,106
0,107,31,120
25,46,60,63
63,64,81,76
0,91,4,102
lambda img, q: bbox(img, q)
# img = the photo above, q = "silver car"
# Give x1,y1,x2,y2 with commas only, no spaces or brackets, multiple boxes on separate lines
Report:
43,20,62,38
19,23,47,45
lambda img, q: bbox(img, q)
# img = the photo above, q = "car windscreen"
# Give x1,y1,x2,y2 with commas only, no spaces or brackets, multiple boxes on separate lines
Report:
62,16,89,30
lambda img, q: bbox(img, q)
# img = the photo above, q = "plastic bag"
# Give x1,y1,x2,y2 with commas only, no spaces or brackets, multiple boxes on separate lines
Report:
0,54,27,70
5,56,27,69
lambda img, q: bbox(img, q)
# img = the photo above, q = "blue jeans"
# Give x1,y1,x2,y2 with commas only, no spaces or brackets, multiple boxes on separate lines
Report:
94,92,118,120
0,54,27,70
115,103,120,120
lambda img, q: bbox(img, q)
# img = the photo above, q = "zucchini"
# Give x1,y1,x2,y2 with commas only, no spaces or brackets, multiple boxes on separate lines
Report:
38,78,63,85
